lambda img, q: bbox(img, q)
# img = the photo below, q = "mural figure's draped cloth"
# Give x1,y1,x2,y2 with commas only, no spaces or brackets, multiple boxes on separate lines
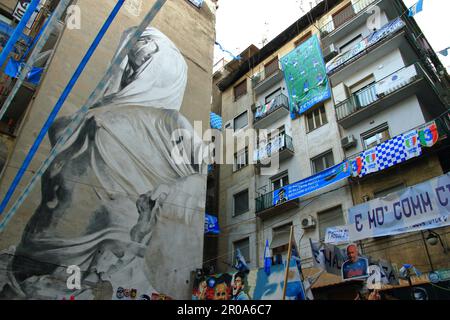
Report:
0,28,205,299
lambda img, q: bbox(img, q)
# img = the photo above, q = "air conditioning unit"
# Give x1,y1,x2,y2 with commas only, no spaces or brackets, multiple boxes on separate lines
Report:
301,216,316,229
323,44,339,63
341,135,357,149
224,120,234,131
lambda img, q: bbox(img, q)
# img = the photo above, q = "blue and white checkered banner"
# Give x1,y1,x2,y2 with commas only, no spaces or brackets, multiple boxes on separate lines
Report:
348,173,450,242
352,130,421,178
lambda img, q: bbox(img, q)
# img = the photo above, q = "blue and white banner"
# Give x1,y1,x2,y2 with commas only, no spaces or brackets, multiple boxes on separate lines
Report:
204,214,219,235
348,173,450,242
409,0,424,17
273,161,351,206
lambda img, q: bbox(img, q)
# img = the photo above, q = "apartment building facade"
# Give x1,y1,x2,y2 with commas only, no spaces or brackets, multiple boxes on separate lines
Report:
215,0,449,295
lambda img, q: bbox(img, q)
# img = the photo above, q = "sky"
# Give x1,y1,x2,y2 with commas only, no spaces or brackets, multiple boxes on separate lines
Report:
214,0,450,70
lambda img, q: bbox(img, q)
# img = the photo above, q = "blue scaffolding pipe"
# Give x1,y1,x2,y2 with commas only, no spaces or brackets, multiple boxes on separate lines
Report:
0,0,72,121
0,0,125,215
0,0,40,67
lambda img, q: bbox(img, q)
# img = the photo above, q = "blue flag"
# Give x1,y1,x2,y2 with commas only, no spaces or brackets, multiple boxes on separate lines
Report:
409,0,424,17
234,248,250,273
264,239,272,275
438,47,449,57
4,58,43,85
204,214,220,235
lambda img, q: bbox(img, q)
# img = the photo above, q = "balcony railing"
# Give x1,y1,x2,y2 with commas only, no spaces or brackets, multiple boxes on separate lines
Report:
320,0,377,37
254,93,289,124
252,63,281,87
255,188,300,215
326,17,406,76
253,134,294,163
335,62,423,121
255,192,274,214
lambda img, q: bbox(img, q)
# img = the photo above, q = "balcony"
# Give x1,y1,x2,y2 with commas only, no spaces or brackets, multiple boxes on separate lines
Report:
252,64,284,97
320,0,387,45
335,62,435,128
255,191,300,219
326,17,407,84
253,134,295,166
253,93,290,129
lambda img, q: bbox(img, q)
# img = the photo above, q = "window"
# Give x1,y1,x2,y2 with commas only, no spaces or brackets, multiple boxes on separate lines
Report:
271,172,289,191
234,80,247,100
294,31,312,48
234,190,249,216
306,105,328,132
332,3,355,29
265,88,281,104
311,150,335,174
374,183,406,198
234,147,248,172
318,206,345,241
233,238,250,263
362,125,390,149
271,223,292,263
264,58,279,78
233,111,248,132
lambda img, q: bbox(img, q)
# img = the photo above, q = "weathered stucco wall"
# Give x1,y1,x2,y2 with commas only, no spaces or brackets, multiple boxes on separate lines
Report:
0,0,216,300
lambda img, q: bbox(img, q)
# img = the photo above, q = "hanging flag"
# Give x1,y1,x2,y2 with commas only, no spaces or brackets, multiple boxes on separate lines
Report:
210,112,222,130
418,121,439,147
234,248,250,273
438,47,450,57
408,0,424,17
264,239,272,275
215,41,241,61
204,214,220,235
4,57,43,85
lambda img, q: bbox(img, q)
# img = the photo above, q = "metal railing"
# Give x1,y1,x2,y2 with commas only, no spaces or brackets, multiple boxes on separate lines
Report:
335,62,424,121
254,93,289,124
255,191,274,214
252,62,281,87
254,134,294,163
320,0,377,36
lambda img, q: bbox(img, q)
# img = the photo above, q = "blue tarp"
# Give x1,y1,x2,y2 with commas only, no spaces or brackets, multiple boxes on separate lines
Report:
4,57,43,85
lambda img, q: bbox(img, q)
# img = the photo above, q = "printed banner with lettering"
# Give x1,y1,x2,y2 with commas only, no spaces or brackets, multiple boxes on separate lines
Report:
331,216,450,244
326,18,406,74
280,35,331,118
310,240,347,276
348,173,450,242
324,226,350,244
273,161,351,206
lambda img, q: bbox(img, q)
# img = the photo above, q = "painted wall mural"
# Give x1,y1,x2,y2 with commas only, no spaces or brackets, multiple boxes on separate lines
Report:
0,27,207,299
192,263,305,301
192,272,251,300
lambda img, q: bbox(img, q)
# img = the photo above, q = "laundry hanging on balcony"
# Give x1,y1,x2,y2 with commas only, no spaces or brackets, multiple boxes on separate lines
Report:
255,98,275,120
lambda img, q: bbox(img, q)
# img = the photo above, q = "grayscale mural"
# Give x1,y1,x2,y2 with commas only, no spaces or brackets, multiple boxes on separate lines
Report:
0,27,206,300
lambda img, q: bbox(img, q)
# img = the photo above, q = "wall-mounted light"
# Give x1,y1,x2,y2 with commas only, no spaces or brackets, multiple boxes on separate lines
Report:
426,230,448,253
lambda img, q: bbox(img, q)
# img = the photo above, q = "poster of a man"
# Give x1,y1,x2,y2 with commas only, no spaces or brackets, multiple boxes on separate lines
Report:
231,272,250,300
276,188,288,205
341,244,369,281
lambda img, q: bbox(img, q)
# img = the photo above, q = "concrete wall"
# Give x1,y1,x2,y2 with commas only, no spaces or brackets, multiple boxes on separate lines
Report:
0,0,216,300
0,0,17,14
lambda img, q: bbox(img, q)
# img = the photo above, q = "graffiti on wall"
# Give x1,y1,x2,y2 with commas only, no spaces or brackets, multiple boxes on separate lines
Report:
192,272,251,300
0,26,206,299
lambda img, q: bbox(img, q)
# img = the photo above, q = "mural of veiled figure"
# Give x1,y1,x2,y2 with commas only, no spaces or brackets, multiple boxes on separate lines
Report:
0,27,207,300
